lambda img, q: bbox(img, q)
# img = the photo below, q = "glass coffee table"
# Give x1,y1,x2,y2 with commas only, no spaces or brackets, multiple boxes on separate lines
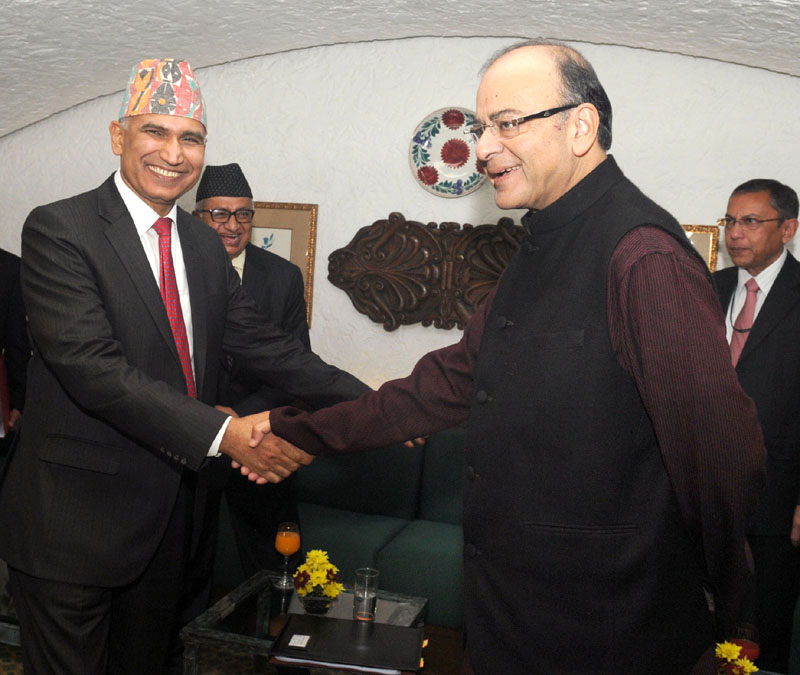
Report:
181,570,427,674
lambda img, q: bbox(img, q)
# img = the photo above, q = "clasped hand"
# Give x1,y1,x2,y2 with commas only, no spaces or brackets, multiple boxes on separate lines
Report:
219,410,313,485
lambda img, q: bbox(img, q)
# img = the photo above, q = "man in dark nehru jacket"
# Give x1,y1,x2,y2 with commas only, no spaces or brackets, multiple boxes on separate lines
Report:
257,39,766,674
0,58,367,673
171,163,311,642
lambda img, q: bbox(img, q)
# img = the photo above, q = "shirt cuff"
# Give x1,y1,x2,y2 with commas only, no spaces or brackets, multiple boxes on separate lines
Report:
208,416,232,457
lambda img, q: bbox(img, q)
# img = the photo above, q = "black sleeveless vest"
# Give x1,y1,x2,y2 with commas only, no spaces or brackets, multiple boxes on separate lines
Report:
463,157,714,674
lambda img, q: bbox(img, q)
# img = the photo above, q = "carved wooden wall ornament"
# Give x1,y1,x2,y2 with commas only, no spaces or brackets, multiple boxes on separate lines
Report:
328,216,718,332
328,212,524,331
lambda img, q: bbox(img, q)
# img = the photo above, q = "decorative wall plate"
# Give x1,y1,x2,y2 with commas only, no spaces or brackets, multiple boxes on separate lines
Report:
409,107,486,198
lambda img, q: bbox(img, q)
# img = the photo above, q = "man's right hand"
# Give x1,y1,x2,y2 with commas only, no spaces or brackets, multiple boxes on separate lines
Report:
220,411,313,484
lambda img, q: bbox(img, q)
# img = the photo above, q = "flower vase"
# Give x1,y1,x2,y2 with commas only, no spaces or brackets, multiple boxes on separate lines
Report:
301,595,335,615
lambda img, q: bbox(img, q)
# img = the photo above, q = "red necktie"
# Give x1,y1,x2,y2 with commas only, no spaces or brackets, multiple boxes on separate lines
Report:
152,217,196,397
730,278,759,367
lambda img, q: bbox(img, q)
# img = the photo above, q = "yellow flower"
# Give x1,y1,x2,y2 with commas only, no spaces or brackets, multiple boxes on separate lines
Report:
306,550,330,566
292,550,343,599
323,582,345,598
733,658,758,673
310,570,329,587
716,641,742,662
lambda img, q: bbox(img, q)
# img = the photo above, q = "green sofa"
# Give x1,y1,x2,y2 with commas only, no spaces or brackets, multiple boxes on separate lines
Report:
214,426,466,629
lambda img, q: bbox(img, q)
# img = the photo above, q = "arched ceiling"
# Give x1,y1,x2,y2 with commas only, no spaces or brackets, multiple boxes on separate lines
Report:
2,0,798,140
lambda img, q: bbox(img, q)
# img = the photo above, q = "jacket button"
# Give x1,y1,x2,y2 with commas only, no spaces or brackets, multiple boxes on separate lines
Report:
522,240,538,253
465,466,477,480
475,390,488,404
495,315,508,329
180,457,187,465
464,543,478,558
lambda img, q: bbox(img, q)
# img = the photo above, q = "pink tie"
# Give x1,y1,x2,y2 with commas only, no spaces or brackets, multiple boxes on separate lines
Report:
152,217,197,398
730,278,759,367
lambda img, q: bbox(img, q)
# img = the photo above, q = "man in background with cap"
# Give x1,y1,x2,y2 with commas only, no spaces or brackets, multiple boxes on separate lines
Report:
174,163,310,636
0,58,367,673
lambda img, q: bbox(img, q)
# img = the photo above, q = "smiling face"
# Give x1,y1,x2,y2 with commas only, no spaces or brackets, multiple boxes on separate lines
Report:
109,113,206,215
475,46,604,211
195,195,254,259
724,190,798,276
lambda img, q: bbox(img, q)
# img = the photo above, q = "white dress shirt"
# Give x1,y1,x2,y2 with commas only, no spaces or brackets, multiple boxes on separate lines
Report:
725,248,787,342
114,171,228,456
231,247,247,281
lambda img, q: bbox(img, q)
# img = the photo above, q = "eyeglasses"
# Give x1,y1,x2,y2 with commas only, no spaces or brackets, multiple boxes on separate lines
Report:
464,103,580,142
718,216,783,231
197,208,255,224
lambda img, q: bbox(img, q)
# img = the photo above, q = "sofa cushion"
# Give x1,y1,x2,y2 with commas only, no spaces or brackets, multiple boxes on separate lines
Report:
418,427,465,524
376,519,463,629
295,443,423,519
297,502,411,584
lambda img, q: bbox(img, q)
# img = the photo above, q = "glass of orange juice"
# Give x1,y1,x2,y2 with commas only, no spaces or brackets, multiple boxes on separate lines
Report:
275,522,300,591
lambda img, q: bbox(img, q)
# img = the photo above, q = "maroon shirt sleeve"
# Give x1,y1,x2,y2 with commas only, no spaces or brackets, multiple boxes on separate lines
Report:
608,226,766,635
269,284,499,453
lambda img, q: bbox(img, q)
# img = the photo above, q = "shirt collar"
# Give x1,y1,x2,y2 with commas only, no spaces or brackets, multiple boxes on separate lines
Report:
114,170,178,235
231,246,247,278
736,247,787,297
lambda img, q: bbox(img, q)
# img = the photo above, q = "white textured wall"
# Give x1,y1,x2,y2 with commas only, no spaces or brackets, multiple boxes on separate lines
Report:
2,37,799,386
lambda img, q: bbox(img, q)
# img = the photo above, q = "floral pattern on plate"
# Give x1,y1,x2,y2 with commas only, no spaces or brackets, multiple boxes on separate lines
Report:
409,107,486,198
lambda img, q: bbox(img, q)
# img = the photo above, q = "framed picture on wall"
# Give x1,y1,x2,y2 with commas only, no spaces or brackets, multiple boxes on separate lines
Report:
252,201,318,326
681,224,720,272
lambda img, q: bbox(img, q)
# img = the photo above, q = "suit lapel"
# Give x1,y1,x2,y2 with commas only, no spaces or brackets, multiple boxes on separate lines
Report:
100,177,177,356
740,253,800,363
177,209,208,397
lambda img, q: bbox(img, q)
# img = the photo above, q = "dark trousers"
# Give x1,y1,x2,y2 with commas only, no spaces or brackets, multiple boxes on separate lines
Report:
9,475,193,675
749,533,800,673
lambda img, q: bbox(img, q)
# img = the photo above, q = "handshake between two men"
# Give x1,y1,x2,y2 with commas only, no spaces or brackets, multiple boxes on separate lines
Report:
219,408,425,484
219,409,310,485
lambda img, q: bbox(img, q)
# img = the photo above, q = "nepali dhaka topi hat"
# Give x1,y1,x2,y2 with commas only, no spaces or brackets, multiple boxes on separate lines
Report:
195,164,253,202
119,58,206,126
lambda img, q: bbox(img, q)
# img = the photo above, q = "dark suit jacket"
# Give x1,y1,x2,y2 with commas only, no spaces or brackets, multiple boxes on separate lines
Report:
0,248,29,411
218,243,310,416
0,175,366,586
715,252,800,536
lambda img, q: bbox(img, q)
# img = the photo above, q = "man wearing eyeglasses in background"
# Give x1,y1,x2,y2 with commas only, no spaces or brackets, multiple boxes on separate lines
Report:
714,179,800,673
166,164,311,663
254,39,766,673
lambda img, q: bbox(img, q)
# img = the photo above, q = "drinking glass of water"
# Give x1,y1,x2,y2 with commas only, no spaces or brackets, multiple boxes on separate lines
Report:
353,567,379,621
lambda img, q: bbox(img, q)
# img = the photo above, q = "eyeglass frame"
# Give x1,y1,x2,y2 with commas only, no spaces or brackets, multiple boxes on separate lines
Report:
464,103,581,142
717,216,784,231
196,207,256,224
